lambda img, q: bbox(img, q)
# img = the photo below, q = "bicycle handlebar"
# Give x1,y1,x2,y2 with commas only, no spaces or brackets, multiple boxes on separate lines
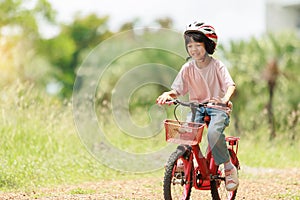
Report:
166,99,228,108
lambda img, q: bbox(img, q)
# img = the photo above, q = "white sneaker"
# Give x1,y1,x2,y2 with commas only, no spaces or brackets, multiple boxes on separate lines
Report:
225,166,239,191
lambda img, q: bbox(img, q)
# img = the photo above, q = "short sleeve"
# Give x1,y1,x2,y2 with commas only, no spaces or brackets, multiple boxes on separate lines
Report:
171,65,188,96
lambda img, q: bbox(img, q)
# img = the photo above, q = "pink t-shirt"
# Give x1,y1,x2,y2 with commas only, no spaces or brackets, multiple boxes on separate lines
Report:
171,58,235,103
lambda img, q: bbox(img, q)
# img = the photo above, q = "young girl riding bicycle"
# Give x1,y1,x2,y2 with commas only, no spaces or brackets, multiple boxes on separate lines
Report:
156,21,239,191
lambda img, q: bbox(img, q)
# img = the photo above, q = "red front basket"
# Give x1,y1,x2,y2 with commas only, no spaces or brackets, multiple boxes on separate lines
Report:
164,119,205,145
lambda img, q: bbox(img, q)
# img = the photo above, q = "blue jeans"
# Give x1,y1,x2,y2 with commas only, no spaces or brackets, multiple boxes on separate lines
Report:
186,107,230,165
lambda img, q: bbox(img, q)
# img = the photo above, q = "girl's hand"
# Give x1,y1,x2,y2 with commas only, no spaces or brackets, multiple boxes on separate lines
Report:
210,97,228,104
156,91,177,105
156,93,171,105
210,97,232,108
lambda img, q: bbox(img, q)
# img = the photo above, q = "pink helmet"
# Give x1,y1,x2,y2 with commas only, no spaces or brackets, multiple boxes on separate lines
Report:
185,21,218,45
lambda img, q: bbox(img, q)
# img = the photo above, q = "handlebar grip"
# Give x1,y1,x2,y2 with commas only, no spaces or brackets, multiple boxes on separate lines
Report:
165,98,178,105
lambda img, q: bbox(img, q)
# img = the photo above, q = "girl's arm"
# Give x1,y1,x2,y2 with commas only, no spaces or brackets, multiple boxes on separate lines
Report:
222,85,236,104
211,85,236,104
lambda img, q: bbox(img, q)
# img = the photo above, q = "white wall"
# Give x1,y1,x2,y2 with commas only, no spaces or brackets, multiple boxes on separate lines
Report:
265,0,300,33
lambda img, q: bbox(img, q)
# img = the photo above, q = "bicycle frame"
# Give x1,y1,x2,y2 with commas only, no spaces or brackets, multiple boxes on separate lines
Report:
163,99,240,200
179,137,240,191
167,99,240,190
177,135,218,190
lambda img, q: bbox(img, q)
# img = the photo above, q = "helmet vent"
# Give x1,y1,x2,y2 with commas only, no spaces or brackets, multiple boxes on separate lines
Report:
195,22,204,27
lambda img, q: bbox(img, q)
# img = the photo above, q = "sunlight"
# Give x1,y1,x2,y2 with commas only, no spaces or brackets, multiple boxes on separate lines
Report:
0,37,17,83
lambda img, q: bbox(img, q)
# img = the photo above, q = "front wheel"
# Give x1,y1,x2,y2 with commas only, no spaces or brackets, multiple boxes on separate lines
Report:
163,145,193,200
210,148,239,200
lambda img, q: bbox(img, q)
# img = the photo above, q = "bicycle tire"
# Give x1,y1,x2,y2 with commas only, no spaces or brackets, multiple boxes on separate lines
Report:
210,148,239,200
163,145,193,200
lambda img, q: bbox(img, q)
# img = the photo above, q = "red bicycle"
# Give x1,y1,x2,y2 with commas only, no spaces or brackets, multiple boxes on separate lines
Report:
163,99,240,200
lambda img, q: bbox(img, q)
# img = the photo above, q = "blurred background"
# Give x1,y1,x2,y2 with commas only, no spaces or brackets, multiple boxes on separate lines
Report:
0,0,299,192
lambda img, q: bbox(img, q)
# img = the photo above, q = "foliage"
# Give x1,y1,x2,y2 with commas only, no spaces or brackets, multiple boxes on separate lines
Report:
37,13,113,97
0,0,56,86
0,0,55,38
0,81,298,191
0,82,119,190
218,32,300,140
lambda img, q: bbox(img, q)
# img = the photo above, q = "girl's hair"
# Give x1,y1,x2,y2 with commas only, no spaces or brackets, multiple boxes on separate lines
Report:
184,32,216,55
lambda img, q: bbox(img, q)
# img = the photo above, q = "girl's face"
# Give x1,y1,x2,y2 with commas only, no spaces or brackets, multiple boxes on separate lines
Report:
186,39,207,61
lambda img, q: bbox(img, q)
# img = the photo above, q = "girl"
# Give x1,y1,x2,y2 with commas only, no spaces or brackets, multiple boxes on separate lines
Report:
156,21,239,191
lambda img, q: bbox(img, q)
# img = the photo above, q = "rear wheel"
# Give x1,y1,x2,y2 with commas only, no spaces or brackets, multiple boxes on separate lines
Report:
210,148,239,200
163,146,193,200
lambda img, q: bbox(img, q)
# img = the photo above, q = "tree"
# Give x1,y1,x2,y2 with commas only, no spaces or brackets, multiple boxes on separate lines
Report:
38,13,112,97
0,0,56,85
263,59,279,139
219,32,300,140
155,17,173,29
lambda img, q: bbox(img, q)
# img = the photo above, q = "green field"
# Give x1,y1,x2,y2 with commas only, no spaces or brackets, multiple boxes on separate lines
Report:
0,82,299,191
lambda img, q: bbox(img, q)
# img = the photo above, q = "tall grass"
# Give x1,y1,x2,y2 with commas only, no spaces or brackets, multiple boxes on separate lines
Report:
0,81,117,190
0,81,299,191
238,130,300,169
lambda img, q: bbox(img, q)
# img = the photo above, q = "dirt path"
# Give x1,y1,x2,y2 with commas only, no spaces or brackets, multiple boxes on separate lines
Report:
1,167,299,200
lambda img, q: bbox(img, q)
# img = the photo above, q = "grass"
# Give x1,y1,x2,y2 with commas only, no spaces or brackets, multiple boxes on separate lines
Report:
0,81,299,192
275,193,300,200
69,188,96,195
238,130,300,169
0,82,119,190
